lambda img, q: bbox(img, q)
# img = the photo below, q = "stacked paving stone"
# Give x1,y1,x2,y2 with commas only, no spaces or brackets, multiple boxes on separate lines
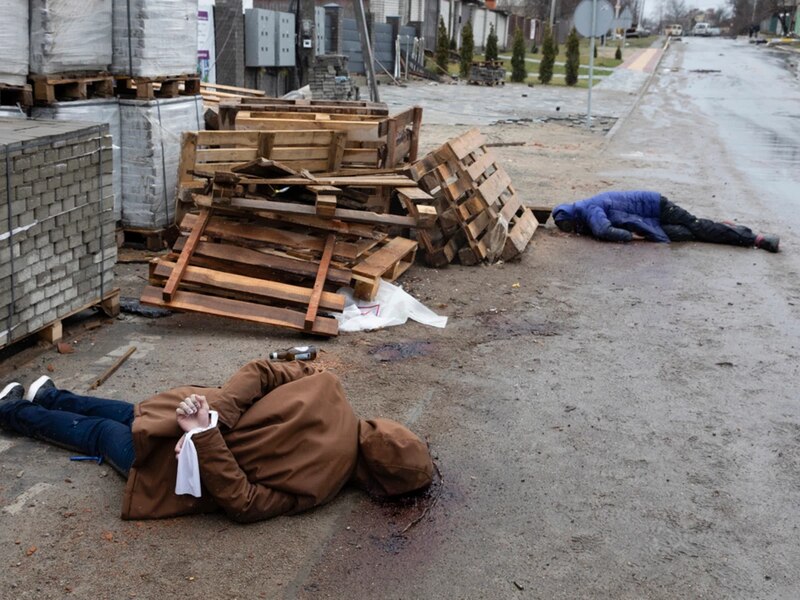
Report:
0,118,116,348
29,0,113,74
112,0,198,78
118,96,203,229
310,55,359,101
32,99,122,221
0,0,29,85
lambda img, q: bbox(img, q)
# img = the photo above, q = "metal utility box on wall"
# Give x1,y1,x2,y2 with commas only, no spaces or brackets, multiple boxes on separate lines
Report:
245,8,277,67
277,12,296,67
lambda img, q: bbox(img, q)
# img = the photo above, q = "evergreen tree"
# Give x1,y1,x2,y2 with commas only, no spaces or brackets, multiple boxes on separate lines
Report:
538,25,556,84
565,27,580,86
593,42,597,59
436,16,450,73
485,24,499,62
531,41,539,54
510,27,527,82
615,43,622,60
459,21,474,78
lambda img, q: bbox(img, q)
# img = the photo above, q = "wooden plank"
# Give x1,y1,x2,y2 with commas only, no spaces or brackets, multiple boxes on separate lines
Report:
250,210,386,239
173,237,352,285
502,208,538,261
178,131,198,184
353,238,418,278
465,150,496,181
397,187,434,203
197,147,259,162
163,207,212,301
305,234,335,330
257,132,275,159
447,129,487,160
409,106,423,163
245,110,383,122
198,174,416,187
197,130,262,145
153,260,345,312
328,132,346,171
200,82,266,95
140,286,339,336
476,167,512,207
315,195,337,218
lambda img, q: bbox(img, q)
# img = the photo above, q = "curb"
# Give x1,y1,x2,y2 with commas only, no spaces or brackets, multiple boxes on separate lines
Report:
605,38,671,140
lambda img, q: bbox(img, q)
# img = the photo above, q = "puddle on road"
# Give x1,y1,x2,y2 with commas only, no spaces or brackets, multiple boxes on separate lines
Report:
369,341,434,362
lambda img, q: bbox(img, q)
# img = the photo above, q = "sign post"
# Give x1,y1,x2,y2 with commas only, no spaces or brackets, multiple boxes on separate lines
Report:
573,0,614,128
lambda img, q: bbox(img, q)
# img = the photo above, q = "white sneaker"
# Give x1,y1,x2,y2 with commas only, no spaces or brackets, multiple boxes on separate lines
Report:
1,382,25,404
25,376,55,403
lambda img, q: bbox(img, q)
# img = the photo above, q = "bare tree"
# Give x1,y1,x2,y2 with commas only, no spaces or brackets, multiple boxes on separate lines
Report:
664,0,690,23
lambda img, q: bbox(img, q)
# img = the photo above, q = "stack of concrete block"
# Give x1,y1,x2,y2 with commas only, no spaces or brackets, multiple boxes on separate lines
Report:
29,0,113,74
0,0,29,85
32,99,123,221
118,96,203,229
0,118,116,348
310,55,359,101
112,0,198,78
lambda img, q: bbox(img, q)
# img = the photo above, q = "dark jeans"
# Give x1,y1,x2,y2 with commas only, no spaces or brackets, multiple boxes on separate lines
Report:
0,388,135,477
659,196,757,247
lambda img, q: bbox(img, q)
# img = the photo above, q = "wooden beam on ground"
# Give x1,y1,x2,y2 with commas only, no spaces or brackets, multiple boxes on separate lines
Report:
163,207,212,301
140,286,339,336
305,234,336,330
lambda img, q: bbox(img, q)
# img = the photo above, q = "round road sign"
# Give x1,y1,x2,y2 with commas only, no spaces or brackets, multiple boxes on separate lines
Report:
574,0,615,37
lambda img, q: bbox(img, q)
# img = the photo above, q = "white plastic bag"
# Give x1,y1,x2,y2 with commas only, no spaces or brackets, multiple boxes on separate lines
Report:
336,279,447,332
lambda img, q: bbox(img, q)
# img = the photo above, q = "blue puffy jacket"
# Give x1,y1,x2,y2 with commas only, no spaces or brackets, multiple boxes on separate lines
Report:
552,190,669,243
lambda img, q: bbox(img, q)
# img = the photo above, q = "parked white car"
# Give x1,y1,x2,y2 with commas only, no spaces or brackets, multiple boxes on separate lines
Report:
692,23,710,36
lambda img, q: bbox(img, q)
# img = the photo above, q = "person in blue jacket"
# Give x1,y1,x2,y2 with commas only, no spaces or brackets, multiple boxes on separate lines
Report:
552,191,779,252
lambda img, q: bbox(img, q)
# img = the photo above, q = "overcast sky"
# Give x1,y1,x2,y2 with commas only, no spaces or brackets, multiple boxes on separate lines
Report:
641,0,727,19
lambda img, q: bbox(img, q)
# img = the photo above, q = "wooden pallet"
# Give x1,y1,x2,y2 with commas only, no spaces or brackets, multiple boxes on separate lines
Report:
468,61,506,86
30,73,114,105
0,289,120,351
141,209,347,336
218,97,389,129
178,129,376,186
225,105,423,168
0,82,33,108
406,128,538,265
115,74,201,100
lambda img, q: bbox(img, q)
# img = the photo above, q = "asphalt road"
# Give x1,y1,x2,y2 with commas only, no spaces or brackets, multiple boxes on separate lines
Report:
1,38,798,599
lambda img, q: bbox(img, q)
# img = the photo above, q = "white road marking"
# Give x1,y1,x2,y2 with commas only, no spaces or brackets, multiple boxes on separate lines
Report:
3,482,53,515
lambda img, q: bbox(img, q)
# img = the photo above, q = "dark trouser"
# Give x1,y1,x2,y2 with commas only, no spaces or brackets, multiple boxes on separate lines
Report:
0,388,135,477
659,196,757,247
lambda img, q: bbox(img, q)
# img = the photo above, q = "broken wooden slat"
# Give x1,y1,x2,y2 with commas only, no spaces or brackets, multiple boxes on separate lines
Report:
163,207,212,301
305,234,336,330
140,286,339,336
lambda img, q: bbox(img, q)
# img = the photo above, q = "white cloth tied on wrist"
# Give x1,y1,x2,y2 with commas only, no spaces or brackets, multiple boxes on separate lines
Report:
175,410,219,497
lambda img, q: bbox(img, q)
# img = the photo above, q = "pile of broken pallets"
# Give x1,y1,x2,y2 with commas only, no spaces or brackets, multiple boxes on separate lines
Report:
468,60,506,86
140,98,538,337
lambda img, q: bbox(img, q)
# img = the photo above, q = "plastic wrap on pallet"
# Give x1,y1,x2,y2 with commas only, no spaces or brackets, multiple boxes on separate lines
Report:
0,117,116,348
0,107,27,119
112,0,199,78
32,99,122,221
0,0,29,85
118,95,203,230
29,0,113,74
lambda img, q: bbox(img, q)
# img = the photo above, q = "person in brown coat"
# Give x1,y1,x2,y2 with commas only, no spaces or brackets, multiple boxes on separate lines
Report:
0,360,434,522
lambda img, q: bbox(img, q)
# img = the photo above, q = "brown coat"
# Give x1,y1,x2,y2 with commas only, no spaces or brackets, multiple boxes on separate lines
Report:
121,361,359,522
